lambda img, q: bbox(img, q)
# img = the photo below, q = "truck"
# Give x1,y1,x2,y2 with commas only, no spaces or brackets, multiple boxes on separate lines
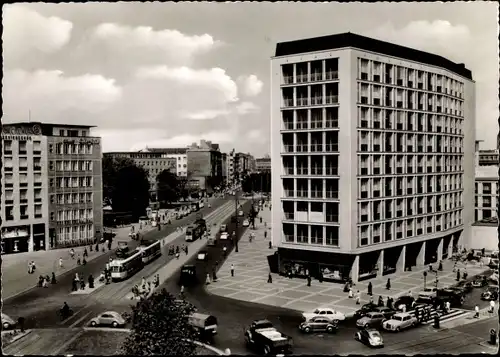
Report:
185,218,207,242
244,319,293,355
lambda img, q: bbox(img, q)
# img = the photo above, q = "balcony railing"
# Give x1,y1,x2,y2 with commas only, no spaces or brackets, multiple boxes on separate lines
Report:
297,190,308,198
325,118,338,128
284,190,295,198
311,97,323,105
284,212,294,220
325,168,338,175
326,214,339,222
311,191,323,198
311,167,323,175
311,72,323,81
296,74,309,83
296,168,308,175
325,71,339,80
283,76,293,84
283,145,294,153
283,99,293,107
284,167,294,175
310,144,323,152
326,95,339,104
297,98,309,106
296,145,308,152
325,144,338,152
326,191,338,199
4,150,12,155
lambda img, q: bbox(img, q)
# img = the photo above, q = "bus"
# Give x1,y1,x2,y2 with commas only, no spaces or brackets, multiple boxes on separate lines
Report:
185,219,206,242
137,240,162,264
110,250,144,281
191,200,205,212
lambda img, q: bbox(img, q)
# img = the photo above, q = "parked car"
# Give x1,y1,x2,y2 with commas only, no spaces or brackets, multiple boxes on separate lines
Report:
454,281,473,294
382,312,418,332
242,219,250,227
89,311,126,328
356,312,387,329
489,273,499,284
238,210,244,217
299,316,338,334
434,288,466,307
481,286,499,301
393,296,415,311
418,287,438,300
220,232,229,240
1,313,16,330
302,307,346,324
354,328,384,348
354,303,379,319
372,307,397,320
197,250,208,261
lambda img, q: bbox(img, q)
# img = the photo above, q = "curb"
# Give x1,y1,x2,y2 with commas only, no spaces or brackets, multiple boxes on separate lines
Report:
185,339,228,355
2,329,32,347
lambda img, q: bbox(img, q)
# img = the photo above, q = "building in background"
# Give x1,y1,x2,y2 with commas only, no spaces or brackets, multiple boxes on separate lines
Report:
256,155,272,173
146,147,188,177
1,122,103,254
228,149,236,184
271,32,475,283
475,165,498,221
478,150,499,166
103,150,176,200
186,140,223,194
221,152,228,187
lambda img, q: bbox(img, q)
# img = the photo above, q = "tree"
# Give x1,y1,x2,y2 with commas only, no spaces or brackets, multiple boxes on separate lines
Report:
103,156,150,218
157,169,179,203
122,289,199,356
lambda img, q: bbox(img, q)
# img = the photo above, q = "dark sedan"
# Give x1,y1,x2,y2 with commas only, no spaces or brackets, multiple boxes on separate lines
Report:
354,303,379,318
354,328,384,348
454,281,473,293
372,306,396,319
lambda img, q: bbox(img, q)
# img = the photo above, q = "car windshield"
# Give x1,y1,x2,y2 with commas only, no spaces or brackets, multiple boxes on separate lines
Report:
423,288,433,292
365,313,375,318
369,331,382,338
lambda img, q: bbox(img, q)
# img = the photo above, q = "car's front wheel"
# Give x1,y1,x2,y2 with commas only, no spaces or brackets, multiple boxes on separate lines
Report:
304,326,311,333
327,325,334,333
354,333,360,341
112,321,119,328
90,321,97,327
3,322,11,329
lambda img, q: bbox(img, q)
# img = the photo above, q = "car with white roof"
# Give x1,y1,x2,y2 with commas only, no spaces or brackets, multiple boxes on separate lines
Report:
89,311,126,328
382,312,417,332
418,287,438,300
2,313,16,330
242,219,250,227
302,307,346,324
220,232,229,240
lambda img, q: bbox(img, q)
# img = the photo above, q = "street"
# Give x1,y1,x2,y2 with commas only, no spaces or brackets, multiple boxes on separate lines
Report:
3,199,498,355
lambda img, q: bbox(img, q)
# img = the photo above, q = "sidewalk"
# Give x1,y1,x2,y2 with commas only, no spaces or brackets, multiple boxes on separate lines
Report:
2,224,156,300
206,208,490,317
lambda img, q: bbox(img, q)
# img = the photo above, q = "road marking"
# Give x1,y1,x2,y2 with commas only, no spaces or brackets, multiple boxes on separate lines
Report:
69,311,93,328
83,327,131,333
49,329,85,356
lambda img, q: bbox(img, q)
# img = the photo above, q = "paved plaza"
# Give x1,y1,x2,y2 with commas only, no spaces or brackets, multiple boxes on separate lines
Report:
207,206,491,318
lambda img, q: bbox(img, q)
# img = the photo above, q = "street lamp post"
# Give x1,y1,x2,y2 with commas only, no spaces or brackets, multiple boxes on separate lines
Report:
423,271,427,289
234,189,239,253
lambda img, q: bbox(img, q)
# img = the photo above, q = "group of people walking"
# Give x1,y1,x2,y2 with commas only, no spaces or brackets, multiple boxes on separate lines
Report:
131,275,160,299
71,272,95,292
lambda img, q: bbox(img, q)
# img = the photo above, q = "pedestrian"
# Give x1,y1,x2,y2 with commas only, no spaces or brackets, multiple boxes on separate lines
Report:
90,244,93,252
387,297,393,309
75,273,80,282
28,261,32,274
474,305,480,318
31,261,36,272
456,269,460,281
83,247,88,258
445,301,451,314
96,243,99,252
369,296,374,305
348,287,353,298
264,230,267,239
88,275,94,289
368,282,373,296
307,275,311,287
80,279,86,290
386,278,391,290
185,245,189,255
463,270,468,280
438,261,443,271
42,277,49,288
51,272,57,284
453,261,457,272
70,248,75,259
175,252,180,259
426,306,431,321
72,278,77,292
231,264,235,277
82,257,87,265
378,296,384,307
402,304,407,313
206,273,211,285
77,255,81,265
180,285,185,295
268,272,272,283
343,282,350,293
489,300,495,314
223,246,227,257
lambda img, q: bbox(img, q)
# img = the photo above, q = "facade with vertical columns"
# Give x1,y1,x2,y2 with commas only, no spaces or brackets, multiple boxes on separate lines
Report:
270,33,475,283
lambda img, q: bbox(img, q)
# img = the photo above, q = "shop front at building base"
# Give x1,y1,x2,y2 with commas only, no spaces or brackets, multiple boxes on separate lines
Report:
276,247,356,283
1,225,31,255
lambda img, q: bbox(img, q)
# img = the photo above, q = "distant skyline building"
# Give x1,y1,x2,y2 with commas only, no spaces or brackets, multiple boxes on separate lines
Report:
256,155,271,173
1,122,103,254
271,32,475,283
186,140,223,194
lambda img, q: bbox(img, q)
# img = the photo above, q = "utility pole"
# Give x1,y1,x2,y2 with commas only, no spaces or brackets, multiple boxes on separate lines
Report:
234,189,239,252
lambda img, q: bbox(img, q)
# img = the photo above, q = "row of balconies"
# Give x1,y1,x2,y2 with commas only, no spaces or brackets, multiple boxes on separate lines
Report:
3,181,43,188
283,95,339,108
4,165,42,172
358,142,462,154
358,72,464,99
359,205,462,221
56,218,94,225
359,96,463,116
283,71,340,84
358,165,463,176
3,149,42,156
283,190,339,199
359,119,462,135
282,144,339,153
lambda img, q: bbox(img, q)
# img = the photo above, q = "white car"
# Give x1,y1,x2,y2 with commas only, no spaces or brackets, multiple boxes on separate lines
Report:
302,307,346,324
89,311,126,328
382,312,417,332
2,313,16,329
242,219,250,227
220,232,229,240
418,287,438,300
238,210,244,217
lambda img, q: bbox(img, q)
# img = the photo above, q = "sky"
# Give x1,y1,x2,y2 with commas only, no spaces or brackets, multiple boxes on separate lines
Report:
3,2,499,156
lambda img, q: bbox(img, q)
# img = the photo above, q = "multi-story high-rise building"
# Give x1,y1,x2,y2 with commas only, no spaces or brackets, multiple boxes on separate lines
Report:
474,165,498,221
103,151,177,200
221,152,228,186
186,140,223,193
271,33,475,283
1,122,103,254
256,155,272,173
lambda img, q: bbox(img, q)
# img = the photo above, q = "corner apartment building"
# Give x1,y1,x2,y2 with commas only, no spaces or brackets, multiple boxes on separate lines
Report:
103,150,177,200
146,147,188,177
1,122,103,254
271,33,475,283
186,140,223,193
256,155,272,173
478,150,499,166
475,165,498,221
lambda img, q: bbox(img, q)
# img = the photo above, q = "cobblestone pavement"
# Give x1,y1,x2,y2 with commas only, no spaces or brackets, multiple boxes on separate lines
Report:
207,205,491,318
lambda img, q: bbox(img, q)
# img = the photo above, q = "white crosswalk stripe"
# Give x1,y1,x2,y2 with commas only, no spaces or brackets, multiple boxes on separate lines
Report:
404,306,470,325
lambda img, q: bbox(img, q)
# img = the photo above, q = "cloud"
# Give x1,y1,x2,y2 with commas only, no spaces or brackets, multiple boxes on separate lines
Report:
238,74,264,97
87,23,219,68
246,129,267,143
3,69,122,123
182,109,231,120
3,5,73,65
136,66,238,103
235,101,260,115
